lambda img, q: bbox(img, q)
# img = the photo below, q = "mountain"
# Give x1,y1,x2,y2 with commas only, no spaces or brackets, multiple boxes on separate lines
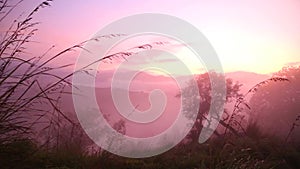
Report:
225,71,270,94
19,70,271,141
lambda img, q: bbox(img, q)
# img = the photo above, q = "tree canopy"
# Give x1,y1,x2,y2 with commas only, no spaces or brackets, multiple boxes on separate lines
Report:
180,72,242,143
249,66,300,142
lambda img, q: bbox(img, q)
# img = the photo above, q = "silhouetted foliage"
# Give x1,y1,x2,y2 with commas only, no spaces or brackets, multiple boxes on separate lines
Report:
1,1,300,169
179,72,243,143
248,66,299,142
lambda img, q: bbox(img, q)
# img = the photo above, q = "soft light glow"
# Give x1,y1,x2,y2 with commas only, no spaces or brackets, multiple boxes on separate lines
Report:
13,0,300,74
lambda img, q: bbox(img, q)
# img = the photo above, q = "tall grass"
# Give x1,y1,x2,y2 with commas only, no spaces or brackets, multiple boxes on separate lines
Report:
285,113,300,143
225,77,289,136
0,0,130,145
0,0,61,143
0,1,299,168
0,0,170,164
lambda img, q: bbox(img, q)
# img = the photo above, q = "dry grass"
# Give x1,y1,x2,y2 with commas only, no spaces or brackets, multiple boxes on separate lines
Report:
0,1,299,168
225,77,290,136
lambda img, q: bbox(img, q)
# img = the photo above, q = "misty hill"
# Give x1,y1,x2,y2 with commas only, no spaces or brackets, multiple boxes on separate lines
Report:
225,71,270,94
23,69,273,142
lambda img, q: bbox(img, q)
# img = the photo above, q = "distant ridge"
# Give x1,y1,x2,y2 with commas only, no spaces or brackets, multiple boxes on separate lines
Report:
225,71,270,94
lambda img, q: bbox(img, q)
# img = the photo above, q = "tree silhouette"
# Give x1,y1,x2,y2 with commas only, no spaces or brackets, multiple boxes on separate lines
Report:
249,66,299,142
179,72,242,144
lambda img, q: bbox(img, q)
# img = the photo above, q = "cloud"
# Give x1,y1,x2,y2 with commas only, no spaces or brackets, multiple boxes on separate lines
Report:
95,68,191,92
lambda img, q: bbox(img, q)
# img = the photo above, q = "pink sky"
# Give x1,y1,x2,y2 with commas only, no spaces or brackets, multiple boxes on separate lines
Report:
4,0,300,144
5,0,300,74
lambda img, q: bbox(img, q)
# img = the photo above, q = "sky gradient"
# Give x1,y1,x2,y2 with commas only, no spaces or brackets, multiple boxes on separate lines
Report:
7,0,300,74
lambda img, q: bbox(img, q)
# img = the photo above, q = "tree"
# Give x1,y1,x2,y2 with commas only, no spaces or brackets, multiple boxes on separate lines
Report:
248,66,300,142
179,72,242,144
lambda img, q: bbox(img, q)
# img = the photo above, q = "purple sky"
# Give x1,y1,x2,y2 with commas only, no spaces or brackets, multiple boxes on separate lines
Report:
5,0,300,74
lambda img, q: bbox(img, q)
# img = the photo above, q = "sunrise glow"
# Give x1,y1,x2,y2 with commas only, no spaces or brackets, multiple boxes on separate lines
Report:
13,0,299,74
